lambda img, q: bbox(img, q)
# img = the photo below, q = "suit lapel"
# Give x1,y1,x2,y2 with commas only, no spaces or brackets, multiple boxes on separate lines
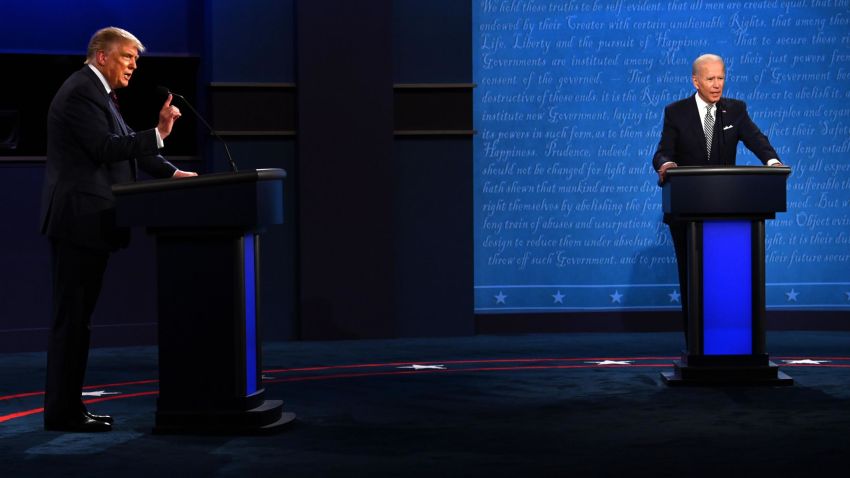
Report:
686,97,710,162
710,106,723,163
80,67,138,181
81,67,129,135
106,99,130,136
106,100,137,179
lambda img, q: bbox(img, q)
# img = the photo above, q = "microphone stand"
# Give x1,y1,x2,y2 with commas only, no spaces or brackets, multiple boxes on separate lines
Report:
169,91,238,173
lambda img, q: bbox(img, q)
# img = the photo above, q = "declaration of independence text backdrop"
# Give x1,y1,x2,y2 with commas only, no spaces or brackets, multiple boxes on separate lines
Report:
474,0,850,313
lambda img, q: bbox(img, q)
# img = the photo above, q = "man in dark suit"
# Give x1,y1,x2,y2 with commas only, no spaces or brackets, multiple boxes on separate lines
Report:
40,27,196,432
652,53,784,344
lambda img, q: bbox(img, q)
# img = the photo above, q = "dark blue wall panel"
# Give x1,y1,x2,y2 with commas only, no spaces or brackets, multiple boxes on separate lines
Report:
392,1,475,336
0,0,203,55
394,138,474,337
393,0,471,83
207,0,295,82
0,165,51,351
296,0,397,339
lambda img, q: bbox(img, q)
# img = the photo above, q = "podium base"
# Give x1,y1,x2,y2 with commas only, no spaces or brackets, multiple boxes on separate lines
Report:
153,400,296,435
661,360,794,387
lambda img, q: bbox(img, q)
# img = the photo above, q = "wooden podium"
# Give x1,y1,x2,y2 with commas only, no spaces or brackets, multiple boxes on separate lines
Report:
113,168,295,433
660,166,793,386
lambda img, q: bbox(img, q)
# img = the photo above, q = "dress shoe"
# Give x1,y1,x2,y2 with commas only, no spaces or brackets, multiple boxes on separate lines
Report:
85,411,114,424
45,414,112,432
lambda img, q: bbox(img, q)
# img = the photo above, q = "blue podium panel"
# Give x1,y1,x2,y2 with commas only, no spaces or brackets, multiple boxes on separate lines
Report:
702,221,752,355
243,233,258,396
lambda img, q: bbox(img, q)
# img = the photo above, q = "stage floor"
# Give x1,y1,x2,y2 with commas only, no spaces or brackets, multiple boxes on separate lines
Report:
3,331,850,476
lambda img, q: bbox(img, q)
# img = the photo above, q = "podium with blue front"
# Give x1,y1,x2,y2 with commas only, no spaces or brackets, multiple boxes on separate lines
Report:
113,168,295,433
660,166,793,386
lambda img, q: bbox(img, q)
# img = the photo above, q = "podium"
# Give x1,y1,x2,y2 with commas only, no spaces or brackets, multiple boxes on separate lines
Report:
660,166,793,386
113,168,295,433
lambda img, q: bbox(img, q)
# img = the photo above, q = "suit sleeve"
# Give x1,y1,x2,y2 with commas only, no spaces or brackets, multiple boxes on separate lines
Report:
60,85,159,165
735,101,780,164
652,105,677,171
138,154,178,179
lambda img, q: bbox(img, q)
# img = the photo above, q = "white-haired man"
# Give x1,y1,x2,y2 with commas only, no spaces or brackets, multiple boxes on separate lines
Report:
40,27,196,432
652,53,784,344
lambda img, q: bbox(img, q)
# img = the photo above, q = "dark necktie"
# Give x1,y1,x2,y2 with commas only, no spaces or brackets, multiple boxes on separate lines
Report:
106,91,136,179
107,91,129,135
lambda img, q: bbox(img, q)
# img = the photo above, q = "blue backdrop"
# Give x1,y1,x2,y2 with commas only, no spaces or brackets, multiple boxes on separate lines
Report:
474,1,850,313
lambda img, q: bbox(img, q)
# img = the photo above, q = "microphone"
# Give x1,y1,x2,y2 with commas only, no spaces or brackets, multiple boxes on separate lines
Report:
158,87,238,173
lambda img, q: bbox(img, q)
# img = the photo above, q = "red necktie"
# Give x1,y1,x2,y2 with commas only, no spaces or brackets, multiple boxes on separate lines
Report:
109,91,120,110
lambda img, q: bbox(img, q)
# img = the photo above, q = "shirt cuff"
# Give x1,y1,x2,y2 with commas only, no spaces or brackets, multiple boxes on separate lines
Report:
155,128,164,149
766,159,781,166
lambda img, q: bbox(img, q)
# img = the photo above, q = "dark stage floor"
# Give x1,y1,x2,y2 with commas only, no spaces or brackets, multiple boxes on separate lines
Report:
2,331,850,477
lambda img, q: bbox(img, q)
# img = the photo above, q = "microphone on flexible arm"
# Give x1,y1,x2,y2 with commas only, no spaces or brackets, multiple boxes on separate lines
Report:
157,86,238,173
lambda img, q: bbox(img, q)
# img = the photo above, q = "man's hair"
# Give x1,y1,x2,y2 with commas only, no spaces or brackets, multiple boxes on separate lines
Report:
692,54,725,76
84,27,145,65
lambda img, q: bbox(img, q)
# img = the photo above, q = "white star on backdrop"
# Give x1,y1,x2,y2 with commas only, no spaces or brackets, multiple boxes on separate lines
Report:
81,390,120,397
785,289,799,302
397,364,446,370
668,290,681,303
782,359,830,365
610,290,623,303
586,360,633,366
552,290,565,303
494,291,507,304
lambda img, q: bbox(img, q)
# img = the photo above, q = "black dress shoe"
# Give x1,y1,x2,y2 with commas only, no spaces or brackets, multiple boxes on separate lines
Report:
85,411,114,424
45,414,112,432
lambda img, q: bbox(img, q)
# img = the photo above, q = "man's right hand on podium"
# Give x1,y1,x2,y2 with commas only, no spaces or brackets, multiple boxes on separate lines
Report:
172,170,198,178
657,161,677,184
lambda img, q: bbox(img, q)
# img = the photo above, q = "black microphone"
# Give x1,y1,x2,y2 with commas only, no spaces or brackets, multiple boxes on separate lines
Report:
158,87,238,173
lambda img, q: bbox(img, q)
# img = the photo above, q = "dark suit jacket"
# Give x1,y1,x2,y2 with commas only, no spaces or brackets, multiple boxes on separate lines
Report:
40,66,176,251
652,94,779,171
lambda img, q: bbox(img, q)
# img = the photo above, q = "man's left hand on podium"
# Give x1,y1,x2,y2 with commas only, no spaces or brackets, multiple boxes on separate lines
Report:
172,170,198,178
